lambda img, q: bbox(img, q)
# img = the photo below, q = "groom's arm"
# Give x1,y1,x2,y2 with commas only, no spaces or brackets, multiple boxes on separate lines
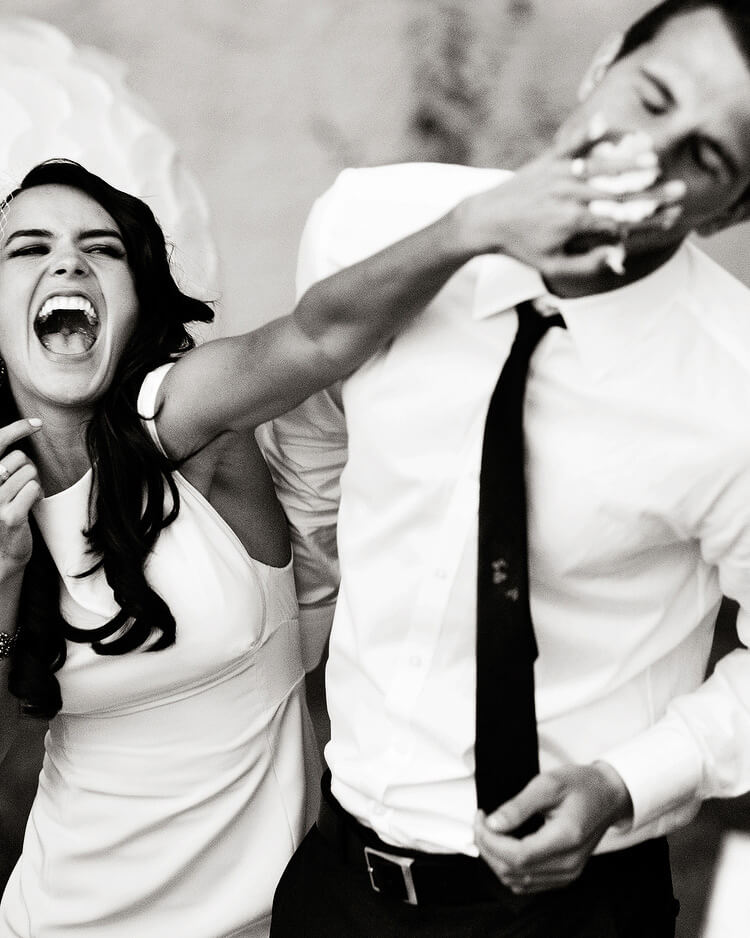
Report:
477,443,750,893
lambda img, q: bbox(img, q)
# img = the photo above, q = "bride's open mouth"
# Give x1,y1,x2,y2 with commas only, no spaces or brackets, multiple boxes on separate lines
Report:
34,294,100,356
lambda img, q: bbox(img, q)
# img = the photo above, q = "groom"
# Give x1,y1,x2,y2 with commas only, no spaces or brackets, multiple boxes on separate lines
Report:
266,2,750,935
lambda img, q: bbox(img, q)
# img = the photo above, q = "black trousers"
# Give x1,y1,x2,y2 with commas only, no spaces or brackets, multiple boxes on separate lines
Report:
270,823,679,938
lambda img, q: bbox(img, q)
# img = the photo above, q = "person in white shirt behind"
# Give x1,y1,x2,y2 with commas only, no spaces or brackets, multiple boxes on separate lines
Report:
263,2,750,936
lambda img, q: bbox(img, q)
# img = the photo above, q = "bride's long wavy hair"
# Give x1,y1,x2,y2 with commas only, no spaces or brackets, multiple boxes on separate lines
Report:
1,160,214,719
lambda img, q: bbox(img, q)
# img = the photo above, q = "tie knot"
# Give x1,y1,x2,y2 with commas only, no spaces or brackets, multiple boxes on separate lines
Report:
530,296,561,317
516,299,566,340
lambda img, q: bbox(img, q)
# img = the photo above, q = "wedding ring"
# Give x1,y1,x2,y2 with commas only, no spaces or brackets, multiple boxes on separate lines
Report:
0,463,9,485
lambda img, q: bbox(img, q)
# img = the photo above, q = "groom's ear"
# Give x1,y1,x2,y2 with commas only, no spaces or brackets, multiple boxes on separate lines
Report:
577,32,625,101
697,199,750,237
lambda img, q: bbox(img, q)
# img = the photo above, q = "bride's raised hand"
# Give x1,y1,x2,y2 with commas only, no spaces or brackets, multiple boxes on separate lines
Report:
0,418,44,574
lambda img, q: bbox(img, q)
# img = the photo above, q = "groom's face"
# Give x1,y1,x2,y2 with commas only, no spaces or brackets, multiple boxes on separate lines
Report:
559,5,750,251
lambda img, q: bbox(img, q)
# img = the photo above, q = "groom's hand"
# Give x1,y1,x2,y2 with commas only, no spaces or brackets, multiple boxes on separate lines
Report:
473,761,633,894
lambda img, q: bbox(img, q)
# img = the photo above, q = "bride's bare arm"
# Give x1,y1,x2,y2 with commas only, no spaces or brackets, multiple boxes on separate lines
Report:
153,138,684,460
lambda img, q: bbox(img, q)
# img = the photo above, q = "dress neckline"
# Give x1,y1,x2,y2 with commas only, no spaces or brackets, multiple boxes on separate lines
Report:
38,467,93,506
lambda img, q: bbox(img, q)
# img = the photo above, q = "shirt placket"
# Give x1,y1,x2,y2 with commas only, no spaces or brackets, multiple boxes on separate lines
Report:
375,454,481,808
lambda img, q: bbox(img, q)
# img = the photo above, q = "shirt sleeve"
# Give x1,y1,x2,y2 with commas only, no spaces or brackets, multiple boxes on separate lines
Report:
257,390,346,671
600,448,750,833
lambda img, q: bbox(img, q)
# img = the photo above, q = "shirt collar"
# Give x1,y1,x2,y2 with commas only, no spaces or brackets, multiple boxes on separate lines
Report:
471,246,691,380
472,254,546,321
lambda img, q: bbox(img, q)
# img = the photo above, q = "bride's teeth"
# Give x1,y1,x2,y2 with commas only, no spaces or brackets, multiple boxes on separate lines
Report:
38,296,97,322
34,294,100,356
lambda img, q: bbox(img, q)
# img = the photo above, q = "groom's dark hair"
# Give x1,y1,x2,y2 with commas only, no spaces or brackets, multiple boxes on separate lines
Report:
618,0,750,67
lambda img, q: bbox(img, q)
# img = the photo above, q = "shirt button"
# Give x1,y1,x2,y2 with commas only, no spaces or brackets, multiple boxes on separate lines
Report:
409,655,422,668
435,568,449,580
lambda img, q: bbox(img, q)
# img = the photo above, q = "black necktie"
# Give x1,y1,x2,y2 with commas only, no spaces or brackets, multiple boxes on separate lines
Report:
475,299,565,816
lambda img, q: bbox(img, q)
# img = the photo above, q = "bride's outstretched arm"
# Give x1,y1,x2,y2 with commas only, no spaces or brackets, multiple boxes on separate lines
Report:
152,133,683,461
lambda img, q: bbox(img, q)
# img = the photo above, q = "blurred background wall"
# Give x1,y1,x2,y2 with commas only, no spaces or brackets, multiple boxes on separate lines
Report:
0,2,748,936
3,0,748,332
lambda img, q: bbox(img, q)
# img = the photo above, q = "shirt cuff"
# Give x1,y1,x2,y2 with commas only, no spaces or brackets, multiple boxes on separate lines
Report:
298,601,336,672
599,721,704,830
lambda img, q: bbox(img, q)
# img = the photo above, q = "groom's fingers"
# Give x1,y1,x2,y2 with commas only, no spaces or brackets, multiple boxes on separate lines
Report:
482,774,561,836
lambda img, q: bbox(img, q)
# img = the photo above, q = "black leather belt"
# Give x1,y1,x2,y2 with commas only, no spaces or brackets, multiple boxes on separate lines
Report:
316,776,671,911
316,780,522,908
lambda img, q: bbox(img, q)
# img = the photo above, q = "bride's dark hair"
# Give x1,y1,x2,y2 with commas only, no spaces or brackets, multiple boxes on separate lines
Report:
1,160,214,718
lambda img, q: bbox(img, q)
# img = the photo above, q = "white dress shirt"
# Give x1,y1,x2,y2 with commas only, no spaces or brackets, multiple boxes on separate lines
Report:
259,162,750,857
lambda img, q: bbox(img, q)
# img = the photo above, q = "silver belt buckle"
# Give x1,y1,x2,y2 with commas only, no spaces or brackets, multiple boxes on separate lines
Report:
364,845,418,906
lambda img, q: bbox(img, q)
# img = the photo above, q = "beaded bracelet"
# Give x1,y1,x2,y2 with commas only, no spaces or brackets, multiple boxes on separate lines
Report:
0,631,17,658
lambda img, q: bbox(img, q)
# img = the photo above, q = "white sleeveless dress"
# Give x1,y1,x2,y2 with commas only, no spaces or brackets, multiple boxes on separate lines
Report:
0,365,319,938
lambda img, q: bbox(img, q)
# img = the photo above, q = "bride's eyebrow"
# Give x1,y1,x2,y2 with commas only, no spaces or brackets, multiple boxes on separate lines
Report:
4,228,53,245
78,228,123,241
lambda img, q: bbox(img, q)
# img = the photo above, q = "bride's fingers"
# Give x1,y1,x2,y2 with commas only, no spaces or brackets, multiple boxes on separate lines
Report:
2,478,44,526
625,203,684,235
0,448,33,481
0,460,40,503
0,418,42,457
552,113,609,160
588,182,685,226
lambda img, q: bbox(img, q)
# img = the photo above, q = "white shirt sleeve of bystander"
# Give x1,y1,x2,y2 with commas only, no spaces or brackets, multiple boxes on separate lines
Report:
257,389,346,671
